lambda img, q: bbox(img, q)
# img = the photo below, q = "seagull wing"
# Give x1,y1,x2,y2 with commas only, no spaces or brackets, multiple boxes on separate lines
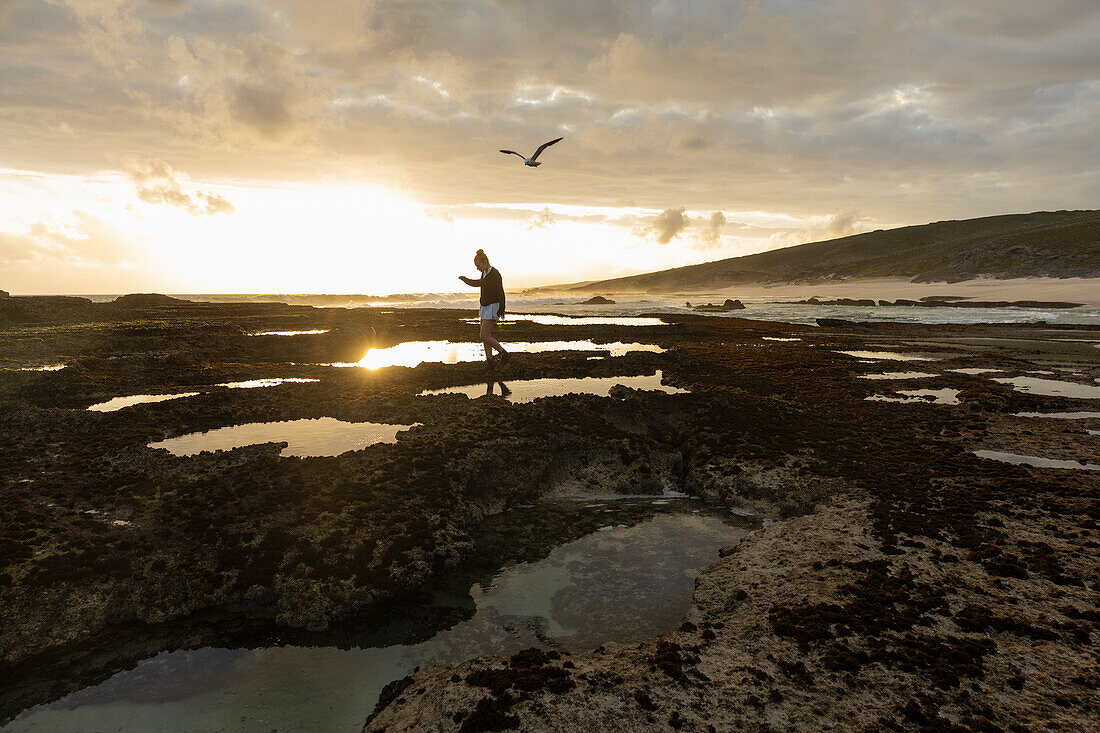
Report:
499,150,526,159
530,137,564,161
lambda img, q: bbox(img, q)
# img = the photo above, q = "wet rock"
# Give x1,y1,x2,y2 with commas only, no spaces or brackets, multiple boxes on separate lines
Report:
109,293,187,308
691,299,745,312
4,298,1098,733
365,675,416,725
460,696,518,732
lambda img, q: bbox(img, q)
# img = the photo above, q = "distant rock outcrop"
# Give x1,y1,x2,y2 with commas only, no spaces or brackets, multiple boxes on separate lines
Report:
580,295,615,305
796,297,877,307
689,299,745,312
0,295,97,326
110,293,186,308
0,290,9,298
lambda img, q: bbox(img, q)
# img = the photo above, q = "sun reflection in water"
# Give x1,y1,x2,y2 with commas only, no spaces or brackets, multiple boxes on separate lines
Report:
335,340,665,369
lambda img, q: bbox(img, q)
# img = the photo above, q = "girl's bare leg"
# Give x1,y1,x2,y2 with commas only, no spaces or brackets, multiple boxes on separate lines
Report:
480,320,505,362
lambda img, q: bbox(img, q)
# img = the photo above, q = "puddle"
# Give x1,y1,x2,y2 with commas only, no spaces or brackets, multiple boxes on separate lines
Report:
250,330,329,336
974,450,1100,471
1014,411,1100,420
16,363,67,372
561,486,692,502
418,370,687,403
216,378,319,389
87,379,319,412
4,500,754,732
332,340,665,369
948,368,1004,375
470,315,668,327
88,393,201,412
835,350,935,361
859,372,938,380
761,337,801,342
992,376,1100,399
866,388,961,405
148,418,418,457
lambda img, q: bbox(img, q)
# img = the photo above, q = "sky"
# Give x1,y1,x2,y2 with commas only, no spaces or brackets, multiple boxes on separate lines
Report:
1,0,1098,294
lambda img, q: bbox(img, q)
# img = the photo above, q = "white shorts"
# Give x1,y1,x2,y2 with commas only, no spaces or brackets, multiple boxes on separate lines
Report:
479,303,500,321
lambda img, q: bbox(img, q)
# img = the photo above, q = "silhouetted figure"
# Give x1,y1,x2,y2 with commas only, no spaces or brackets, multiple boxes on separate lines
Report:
459,249,510,371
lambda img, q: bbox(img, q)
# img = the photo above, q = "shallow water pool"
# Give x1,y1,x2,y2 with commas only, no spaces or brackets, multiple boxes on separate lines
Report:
974,450,1100,471
3,501,753,732
418,370,687,403
87,379,320,412
859,372,938,380
992,376,1100,400
148,418,417,457
866,388,961,405
1014,411,1100,420
215,378,319,389
332,340,666,369
88,393,202,412
948,368,1004,375
834,350,936,361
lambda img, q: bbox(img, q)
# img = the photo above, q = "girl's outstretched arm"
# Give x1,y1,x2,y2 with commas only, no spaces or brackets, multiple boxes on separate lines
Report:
459,275,481,286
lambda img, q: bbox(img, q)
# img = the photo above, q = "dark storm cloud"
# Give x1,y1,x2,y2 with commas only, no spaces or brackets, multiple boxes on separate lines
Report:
0,0,1098,224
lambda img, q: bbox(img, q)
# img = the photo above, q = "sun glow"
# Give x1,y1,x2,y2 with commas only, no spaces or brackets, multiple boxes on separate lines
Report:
1,166,804,295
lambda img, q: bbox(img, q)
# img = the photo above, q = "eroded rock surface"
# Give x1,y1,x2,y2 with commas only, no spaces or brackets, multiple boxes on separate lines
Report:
1,298,1097,730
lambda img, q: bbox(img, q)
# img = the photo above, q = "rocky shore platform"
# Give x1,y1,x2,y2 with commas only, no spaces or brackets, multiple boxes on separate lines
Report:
1,295,1097,731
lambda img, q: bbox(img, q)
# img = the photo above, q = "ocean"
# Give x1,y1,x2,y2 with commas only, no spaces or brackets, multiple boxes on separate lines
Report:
74,292,1100,327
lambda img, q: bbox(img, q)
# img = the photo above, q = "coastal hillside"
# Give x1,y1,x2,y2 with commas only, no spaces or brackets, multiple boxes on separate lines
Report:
554,210,1100,293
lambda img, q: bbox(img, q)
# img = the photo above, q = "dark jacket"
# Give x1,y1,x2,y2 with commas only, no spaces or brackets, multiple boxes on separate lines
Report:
463,267,506,313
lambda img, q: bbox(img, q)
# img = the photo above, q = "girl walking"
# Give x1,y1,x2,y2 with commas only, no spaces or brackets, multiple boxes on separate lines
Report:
459,249,510,371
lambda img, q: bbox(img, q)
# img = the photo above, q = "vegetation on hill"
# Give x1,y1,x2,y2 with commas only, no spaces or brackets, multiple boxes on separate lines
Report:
559,210,1100,292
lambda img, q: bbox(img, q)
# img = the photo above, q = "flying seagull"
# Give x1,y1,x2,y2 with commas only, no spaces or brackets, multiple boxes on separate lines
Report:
499,137,563,167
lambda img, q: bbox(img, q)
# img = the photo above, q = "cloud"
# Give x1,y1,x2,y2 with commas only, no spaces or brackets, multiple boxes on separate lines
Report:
764,211,868,249
524,207,556,231
636,207,688,244
198,191,235,215
124,158,234,215
825,211,861,239
2,0,1100,290
696,211,726,248
0,209,156,292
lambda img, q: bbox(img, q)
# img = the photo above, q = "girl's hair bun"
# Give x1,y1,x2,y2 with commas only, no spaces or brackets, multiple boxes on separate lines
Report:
476,248,486,256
